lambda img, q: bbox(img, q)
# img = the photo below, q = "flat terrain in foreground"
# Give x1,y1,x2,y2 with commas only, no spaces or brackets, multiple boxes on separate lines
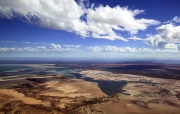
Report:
0,63,180,114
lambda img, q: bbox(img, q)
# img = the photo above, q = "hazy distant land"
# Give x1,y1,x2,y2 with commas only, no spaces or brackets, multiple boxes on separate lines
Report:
0,61,180,114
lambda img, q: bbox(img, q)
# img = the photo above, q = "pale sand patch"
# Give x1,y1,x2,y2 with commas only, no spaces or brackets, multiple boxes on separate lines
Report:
91,100,180,114
0,89,50,107
91,100,149,114
148,103,180,114
56,85,77,93
41,91,91,98
80,70,180,84
40,80,105,98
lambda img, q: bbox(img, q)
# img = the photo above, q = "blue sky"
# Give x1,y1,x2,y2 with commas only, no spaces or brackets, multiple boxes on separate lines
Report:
0,0,180,59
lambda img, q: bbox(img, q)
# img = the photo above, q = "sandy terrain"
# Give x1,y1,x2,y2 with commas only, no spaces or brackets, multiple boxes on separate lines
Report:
41,79,104,98
79,70,180,114
0,89,50,106
0,76,106,114
0,64,180,114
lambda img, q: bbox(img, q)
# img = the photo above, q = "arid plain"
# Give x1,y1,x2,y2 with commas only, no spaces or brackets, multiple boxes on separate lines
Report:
0,63,180,114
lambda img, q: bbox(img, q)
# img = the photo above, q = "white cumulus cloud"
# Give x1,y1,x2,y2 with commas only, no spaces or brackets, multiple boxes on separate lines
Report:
145,23,180,51
87,5,159,36
165,16,180,24
0,0,88,36
0,0,160,41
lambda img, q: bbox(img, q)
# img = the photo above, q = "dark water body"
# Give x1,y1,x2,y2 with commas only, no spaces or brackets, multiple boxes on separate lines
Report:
0,64,158,96
0,64,127,96
71,73,127,96
0,64,30,72
0,64,159,96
